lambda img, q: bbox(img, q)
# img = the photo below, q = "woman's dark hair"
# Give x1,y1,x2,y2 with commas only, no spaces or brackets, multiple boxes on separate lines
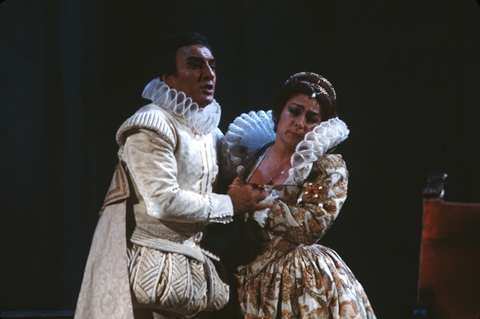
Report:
159,31,212,78
272,72,337,131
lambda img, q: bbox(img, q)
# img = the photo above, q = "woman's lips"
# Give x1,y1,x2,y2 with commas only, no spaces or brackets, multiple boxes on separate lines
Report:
287,131,304,139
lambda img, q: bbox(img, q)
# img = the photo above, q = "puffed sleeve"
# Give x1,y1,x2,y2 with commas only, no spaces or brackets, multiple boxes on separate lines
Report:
122,129,234,224
265,154,348,245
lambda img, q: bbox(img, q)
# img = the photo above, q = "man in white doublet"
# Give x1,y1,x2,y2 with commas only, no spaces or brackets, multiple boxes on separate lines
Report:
74,32,270,319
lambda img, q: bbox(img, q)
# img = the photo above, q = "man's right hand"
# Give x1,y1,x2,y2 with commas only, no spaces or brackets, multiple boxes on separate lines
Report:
227,177,272,215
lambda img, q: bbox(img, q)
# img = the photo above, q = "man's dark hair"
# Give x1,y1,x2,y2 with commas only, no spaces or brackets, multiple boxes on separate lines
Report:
159,31,212,78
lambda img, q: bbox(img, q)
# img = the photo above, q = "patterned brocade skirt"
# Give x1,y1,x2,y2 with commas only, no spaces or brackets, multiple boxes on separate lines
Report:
236,244,376,319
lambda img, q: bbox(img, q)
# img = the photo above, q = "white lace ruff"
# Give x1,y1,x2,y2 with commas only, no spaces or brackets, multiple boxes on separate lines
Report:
142,78,221,134
222,111,349,185
289,117,349,184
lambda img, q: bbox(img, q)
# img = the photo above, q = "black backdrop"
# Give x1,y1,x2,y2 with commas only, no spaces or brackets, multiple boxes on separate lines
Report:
1,1,479,318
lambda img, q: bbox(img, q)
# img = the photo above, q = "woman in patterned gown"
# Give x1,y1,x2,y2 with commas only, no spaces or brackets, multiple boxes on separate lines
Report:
220,72,376,319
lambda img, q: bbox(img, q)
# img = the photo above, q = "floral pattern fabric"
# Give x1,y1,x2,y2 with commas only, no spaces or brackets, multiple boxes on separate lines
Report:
236,154,376,318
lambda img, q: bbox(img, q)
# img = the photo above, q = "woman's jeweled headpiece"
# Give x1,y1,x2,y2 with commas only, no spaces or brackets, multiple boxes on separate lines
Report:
286,72,336,99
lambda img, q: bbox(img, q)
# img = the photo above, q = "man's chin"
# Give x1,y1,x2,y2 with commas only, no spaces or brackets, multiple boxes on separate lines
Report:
197,96,214,108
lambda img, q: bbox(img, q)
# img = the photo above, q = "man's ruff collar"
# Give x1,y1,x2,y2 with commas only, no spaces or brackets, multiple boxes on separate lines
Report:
142,78,221,134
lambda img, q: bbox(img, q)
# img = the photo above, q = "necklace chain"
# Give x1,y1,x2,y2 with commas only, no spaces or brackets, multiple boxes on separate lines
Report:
265,151,291,185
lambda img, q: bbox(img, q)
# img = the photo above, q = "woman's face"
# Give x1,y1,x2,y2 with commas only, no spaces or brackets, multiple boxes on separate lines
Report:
275,94,322,152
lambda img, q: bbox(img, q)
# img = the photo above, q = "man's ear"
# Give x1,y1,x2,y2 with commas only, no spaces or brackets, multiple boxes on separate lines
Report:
162,74,175,87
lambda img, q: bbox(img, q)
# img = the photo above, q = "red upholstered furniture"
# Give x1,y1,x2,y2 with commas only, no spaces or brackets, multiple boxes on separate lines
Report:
416,174,480,319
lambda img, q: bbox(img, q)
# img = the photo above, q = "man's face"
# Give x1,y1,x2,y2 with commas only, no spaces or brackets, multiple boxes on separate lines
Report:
162,45,216,108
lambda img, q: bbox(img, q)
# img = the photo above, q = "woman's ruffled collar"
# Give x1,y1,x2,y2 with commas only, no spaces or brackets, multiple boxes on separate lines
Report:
221,110,349,185
288,117,349,184
141,78,221,134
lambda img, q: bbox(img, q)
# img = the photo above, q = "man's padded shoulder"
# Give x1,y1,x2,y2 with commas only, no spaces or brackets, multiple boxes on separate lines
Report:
211,127,224,143
116,104,176,147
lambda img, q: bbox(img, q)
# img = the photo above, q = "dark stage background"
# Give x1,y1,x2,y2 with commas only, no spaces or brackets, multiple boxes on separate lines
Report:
1,1,479,318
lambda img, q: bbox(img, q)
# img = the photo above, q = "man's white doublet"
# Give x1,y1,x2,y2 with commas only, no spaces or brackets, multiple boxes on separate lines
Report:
117,101,233,260
74,80,233,319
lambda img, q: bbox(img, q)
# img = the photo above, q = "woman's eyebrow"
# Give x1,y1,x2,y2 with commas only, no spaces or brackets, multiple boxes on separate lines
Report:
307,109,320,115
289,102,305,109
